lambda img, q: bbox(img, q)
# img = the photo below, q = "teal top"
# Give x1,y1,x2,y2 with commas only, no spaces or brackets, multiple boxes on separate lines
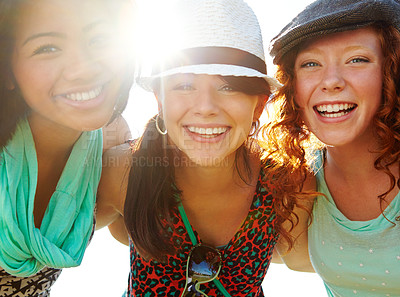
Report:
0,118,102,277
309,151,400,297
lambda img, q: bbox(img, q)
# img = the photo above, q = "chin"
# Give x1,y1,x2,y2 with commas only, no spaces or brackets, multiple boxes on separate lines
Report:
188,156,230,168
78,116,114,131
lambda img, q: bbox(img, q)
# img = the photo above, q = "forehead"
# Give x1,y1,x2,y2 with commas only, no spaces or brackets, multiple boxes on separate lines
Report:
163,74,225,84
13,0,112,37
298,27,382,53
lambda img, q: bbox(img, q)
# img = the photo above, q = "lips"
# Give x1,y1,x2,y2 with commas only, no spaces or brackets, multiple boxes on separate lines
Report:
64,85,103,101
315,103,357,118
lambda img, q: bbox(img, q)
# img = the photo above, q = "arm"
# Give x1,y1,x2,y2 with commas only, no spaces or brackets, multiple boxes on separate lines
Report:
274,174,316,272
96,143,131,245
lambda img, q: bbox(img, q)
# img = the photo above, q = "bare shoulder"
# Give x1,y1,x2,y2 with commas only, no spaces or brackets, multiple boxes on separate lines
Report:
96,143,132,229
102,115,132,151
274,171,317,272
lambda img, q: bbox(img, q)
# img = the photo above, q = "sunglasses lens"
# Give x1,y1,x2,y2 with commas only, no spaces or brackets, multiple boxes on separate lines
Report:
188,245,221,280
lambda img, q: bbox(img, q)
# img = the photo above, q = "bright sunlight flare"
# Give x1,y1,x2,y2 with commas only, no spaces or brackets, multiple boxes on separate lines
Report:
135,0,184,76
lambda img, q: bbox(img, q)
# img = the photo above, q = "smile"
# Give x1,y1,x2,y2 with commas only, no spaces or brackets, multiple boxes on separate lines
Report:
186,126,228,138
315,103,356,118
64,86,103,101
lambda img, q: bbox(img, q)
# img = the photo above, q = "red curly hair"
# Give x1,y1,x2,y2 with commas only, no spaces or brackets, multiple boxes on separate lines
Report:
262,22,400,225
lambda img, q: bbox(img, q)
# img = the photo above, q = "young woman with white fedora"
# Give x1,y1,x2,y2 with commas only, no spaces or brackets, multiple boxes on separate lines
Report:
265,0,400,296
96,0,313,296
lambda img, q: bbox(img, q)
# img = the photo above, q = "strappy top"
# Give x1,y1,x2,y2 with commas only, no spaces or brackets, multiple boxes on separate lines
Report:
127,171,278,297
309,150,400,296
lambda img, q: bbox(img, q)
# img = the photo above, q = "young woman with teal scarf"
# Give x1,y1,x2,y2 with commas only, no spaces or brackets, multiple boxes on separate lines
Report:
0,0,134,295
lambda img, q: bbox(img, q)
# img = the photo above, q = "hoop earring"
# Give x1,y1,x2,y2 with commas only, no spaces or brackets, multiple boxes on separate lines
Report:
155,114,167,135
249,120,258,137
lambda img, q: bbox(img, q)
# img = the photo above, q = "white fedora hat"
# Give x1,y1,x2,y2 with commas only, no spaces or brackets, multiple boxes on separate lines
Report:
139,0,281,91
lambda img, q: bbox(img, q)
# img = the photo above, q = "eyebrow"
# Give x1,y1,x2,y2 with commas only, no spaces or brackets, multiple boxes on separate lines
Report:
344,45,372,52
83,20,109,33
22,32,66,46
22,20,109,46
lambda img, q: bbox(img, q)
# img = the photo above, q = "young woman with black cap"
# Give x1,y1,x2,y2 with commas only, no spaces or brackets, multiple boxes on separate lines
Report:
266,0,400,296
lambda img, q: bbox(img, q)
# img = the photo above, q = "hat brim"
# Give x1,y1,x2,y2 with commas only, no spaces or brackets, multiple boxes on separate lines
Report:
138,64,281,92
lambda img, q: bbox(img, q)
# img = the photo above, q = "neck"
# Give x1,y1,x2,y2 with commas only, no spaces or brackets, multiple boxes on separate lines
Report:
324,134,381,179
175,151,259,198
28,114,82,161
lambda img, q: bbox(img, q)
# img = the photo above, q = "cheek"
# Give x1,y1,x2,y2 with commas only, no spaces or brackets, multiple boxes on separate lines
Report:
103,52,127,76
161,102,183,129
13,59,56,95
362,77,382,103
294,80,309,109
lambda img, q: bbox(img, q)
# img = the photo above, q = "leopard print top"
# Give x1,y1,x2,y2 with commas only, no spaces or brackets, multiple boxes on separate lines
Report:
127,172,278,297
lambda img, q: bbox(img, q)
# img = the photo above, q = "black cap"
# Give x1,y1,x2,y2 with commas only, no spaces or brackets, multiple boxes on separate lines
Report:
270,0,400,64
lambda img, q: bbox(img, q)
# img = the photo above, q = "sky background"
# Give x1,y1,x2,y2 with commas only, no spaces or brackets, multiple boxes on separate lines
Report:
51,0,327,296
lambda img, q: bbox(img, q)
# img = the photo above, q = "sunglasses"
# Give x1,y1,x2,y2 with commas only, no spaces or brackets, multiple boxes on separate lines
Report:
181,244,223,297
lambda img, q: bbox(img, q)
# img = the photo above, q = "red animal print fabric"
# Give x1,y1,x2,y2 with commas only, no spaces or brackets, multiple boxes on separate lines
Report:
127,171,279,297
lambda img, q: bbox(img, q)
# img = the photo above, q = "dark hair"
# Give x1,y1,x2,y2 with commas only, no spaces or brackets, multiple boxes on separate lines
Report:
0,0,27,148
124,75,271,261
0,0,135,148
265,22,400,223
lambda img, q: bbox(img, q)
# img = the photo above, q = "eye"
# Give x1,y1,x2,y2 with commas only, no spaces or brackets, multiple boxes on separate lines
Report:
349,57,370,64
32,44,60,56
219,84,235,92
300,61,320,68
173,83,194,91
89,33,112,48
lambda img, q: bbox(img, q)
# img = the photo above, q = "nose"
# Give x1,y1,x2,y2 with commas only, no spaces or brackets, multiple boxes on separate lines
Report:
194,88,219,117
62,46,102,82
320,64,345,92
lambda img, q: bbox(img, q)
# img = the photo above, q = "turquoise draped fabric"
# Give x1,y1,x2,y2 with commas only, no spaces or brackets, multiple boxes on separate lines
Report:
0,118,102,277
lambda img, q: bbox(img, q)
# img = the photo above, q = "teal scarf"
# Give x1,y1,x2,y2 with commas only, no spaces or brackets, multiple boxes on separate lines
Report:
0,118,102,277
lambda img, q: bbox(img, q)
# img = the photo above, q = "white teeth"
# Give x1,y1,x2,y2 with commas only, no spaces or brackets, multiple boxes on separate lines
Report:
323,111,346,118
316,103,356,117
187,126,228,136
65,86,103,101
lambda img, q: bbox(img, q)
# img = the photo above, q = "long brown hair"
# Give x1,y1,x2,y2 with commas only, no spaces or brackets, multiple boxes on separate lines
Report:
0,0,135,149
0,0,27,148
264,22,400,227
124,76,272,261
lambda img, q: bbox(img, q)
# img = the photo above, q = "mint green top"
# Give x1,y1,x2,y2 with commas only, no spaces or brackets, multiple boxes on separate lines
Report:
309,151,400,297
0,118,102,277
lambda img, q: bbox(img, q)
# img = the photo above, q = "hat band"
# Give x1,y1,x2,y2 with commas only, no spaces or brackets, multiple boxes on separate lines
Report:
153,47,267,76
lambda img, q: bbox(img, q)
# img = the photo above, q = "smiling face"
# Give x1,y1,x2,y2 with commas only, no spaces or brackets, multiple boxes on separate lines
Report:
11,0,130,132
157,74,265,167
294,27,384,148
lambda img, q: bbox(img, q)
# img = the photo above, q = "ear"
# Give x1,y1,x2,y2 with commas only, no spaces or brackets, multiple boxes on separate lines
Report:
253,95,268,121
6,75,16,91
